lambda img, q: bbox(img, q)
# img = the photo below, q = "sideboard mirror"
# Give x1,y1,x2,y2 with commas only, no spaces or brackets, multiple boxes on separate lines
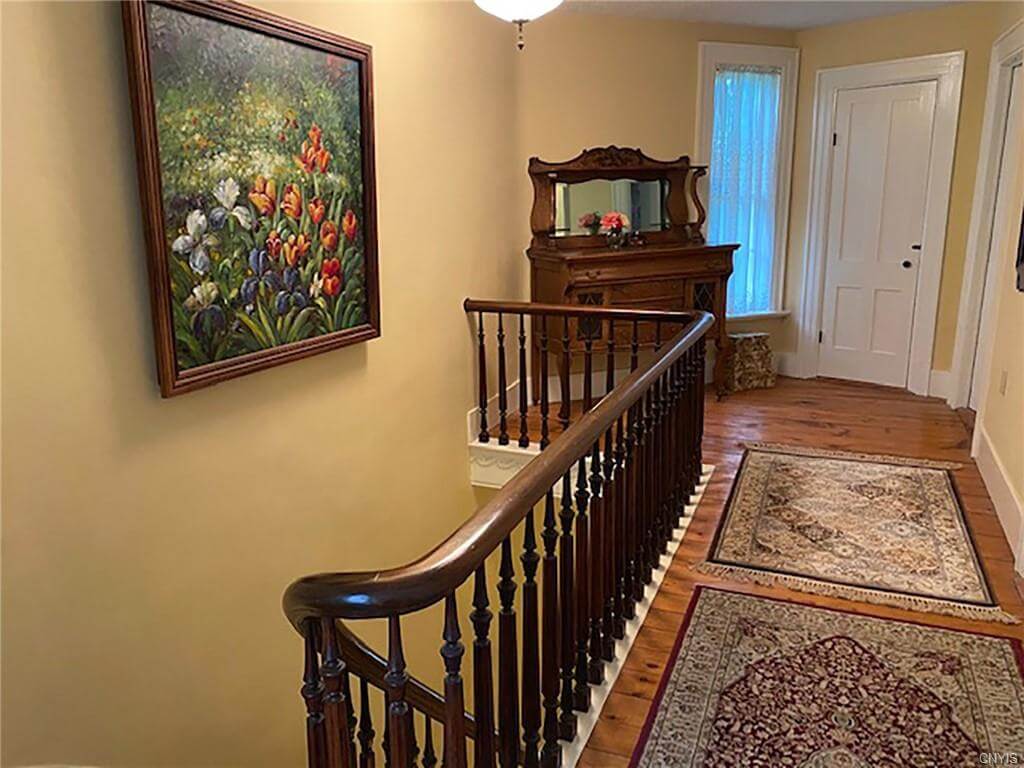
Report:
528,146,706,249
554,178,670,237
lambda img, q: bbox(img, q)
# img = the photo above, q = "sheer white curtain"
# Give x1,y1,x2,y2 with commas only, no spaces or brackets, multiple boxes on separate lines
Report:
708,66,782,316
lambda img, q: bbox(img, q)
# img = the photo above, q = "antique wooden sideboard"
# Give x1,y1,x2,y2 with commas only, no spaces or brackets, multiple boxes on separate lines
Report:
526,146,739,397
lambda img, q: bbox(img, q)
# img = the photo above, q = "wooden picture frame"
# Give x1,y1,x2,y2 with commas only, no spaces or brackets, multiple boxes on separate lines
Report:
122,0,380,396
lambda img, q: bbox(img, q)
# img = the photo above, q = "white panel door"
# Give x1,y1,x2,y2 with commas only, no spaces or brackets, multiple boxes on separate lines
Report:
818,81,937,387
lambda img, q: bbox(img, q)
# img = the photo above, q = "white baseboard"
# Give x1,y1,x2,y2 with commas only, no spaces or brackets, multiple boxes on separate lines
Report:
928,369,952,400
776,351,802,378
770,355,953,395
974,424,1024,576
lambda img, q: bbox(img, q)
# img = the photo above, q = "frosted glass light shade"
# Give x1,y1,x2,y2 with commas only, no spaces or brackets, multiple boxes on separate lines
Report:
473,0,563,23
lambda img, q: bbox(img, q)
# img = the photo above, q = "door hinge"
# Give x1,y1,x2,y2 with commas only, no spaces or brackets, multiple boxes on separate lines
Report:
832,132,837,147
818,330,824,343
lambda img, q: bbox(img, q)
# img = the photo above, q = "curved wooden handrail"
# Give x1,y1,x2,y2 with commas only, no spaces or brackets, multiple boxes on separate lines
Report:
282,303,713,630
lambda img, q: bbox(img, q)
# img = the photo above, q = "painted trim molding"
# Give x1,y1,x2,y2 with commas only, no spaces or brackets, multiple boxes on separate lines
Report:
795,51,965,395
928,369,952,401
948,20,1024,409
974,424,1024,576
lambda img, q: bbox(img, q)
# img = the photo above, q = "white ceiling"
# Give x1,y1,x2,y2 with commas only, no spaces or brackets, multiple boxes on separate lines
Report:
566,1,959,30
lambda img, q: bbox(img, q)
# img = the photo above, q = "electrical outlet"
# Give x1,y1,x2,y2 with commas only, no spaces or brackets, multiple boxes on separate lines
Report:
999,370,1009,396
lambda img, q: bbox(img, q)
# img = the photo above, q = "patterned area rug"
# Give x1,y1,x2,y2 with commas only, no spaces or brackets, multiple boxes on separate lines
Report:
698,443,1017,623
631,588,1024,768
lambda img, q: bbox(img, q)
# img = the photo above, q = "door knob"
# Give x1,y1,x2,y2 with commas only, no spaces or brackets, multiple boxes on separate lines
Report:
901,260,913,269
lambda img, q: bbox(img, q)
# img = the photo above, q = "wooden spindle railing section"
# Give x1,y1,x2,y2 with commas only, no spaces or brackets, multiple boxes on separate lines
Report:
283,300,712,768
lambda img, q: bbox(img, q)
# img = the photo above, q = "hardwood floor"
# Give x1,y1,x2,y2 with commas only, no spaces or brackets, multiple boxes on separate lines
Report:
548,376,1022,768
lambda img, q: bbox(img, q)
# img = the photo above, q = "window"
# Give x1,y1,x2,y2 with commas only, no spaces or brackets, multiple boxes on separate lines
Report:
696,43,798,317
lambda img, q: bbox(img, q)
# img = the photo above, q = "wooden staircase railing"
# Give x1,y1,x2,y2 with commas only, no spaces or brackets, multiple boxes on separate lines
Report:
282,299,713,768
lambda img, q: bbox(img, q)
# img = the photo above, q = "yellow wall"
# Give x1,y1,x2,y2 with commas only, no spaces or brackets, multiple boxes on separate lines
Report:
1,2,521,765
785,2,1024,368
4,2,1024,766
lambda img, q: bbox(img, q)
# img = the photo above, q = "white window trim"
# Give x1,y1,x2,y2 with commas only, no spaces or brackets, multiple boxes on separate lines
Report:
695,42,799,318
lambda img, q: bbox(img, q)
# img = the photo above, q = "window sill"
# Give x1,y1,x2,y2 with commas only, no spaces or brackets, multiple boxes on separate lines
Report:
726,310,791,322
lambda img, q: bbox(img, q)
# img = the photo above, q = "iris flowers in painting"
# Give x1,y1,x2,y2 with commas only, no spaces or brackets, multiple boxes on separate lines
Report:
134,2,376,387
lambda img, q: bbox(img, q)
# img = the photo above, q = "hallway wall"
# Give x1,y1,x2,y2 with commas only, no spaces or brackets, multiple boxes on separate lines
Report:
1,2,521,765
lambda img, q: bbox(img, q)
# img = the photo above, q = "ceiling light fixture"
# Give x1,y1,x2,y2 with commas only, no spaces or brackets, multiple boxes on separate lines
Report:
474,0,563,49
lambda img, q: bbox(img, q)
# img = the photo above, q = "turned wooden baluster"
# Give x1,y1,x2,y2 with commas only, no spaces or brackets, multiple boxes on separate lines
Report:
322,619,354,768
302,620,327,768
622,322,641,611
631,390,650,599
679,352,693,512
343,670,358,768
440,594,467,768
385,616,413,768
382,699,391,768
573,447,591,712
673,354,686,520
358,679,375,768
602,324,618,656
520,510,541,768
670,354,685,519
612,411,629,635
518,314,530,448
652,325,667,557
666,363,678,531
641,388,656,583
558,471,577,740
559,317,571,432
587,435,605,684
498,538,520,768
667,358,683,526
422,715,437,768
497,313,510,445
539,316,551,450
472,567,497,768
657,368,671,553
540,490,562,767
695,339,706,489
651,372,666,558
477,313,489,443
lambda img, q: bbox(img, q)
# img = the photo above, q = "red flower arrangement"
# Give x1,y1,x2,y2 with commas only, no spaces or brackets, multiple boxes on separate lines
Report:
600,211,630,233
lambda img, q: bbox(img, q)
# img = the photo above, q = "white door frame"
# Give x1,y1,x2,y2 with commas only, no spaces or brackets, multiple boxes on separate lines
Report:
948,21,1024,409
795,51,965,395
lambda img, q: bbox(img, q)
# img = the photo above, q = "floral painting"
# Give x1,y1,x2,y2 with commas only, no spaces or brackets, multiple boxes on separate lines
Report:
123,1,378,396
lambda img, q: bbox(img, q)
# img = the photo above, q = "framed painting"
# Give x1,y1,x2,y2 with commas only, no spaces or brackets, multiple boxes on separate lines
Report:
122,0,379,396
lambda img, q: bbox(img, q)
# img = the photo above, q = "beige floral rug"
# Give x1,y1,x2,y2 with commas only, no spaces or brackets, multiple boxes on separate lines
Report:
698,443,1017,623
630,588,1024,767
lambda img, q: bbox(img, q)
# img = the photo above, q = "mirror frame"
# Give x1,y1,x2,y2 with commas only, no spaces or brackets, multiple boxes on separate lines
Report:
528,146,706,250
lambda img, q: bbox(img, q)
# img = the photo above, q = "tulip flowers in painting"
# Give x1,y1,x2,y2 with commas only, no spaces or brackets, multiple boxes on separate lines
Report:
123,0,378,395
